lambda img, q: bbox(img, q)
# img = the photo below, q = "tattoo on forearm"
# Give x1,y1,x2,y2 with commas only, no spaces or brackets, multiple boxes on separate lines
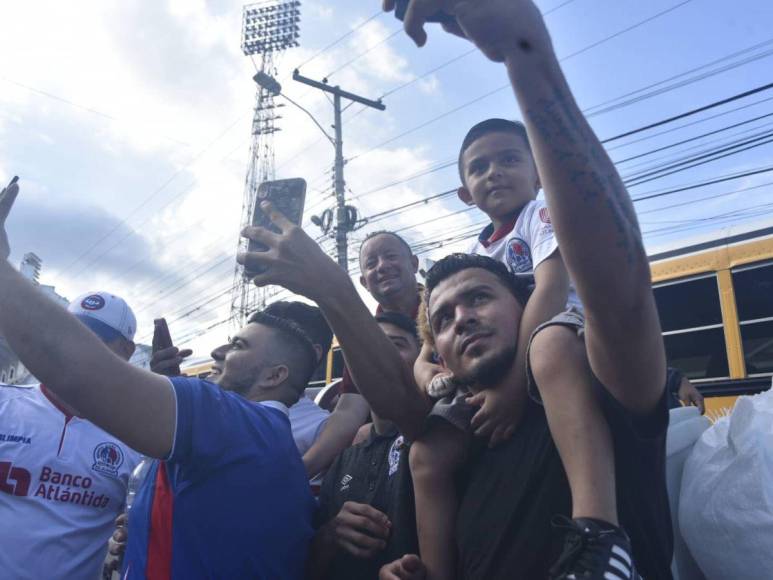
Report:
525,83,645,265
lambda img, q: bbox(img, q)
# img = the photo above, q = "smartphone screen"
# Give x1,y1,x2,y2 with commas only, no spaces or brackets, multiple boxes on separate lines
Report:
245,178,307,278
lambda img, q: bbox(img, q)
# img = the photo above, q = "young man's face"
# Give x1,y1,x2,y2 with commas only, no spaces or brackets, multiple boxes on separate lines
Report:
378,321,421,369
359,234,419,305
214,323,278,395
209,342,230,379
428,268,522,387
459,131,540,225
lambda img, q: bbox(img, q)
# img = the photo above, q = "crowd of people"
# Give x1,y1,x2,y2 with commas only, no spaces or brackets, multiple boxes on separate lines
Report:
0,1,708,578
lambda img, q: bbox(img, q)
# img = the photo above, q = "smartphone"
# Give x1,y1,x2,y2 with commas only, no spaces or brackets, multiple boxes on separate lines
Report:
245,178,307,278
394,0,455,24
152,318,180,376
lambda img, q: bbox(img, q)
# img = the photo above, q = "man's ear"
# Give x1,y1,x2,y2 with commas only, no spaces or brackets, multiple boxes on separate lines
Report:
457,186,474,206
410,254,419,273
359,274,368,289
258,364,289,389
313,344,324,364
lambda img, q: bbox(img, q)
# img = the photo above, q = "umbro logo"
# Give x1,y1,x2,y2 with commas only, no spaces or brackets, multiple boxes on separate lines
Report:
340,474,353,491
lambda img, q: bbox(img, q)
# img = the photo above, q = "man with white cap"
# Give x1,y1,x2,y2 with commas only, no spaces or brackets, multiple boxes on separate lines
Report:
0,180,316,579
0,290,142,580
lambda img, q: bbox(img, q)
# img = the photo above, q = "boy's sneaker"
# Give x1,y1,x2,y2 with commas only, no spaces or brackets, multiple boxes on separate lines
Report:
548,516,641,580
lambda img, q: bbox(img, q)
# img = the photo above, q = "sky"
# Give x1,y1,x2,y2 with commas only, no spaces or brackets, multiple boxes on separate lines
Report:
1,0,772,356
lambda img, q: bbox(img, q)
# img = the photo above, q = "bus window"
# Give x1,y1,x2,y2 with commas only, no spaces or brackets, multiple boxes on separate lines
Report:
733,262,773,376
653,275,728,380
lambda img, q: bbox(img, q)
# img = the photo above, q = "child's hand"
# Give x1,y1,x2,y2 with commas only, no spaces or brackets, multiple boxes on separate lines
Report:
467,387,525,447
414,342,456,398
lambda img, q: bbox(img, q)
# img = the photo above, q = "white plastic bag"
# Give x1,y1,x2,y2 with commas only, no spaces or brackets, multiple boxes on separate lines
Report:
679,389,773,579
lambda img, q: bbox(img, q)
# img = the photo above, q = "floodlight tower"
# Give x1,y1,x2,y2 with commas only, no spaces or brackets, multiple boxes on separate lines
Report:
231,0,301,327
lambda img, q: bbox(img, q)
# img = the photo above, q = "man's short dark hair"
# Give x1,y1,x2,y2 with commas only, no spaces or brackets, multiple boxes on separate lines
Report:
263,301,333,358
246,311,317,394
425,253,531,312
375,311,419,343
359,230,414,260
458,118,532,184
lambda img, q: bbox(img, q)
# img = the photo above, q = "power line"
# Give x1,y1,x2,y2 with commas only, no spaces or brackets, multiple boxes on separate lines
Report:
344,0,703,165
292,10,384,71
602,81,773,143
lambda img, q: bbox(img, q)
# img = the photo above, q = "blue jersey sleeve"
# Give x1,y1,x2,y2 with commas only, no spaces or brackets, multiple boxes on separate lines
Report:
167,376,290,475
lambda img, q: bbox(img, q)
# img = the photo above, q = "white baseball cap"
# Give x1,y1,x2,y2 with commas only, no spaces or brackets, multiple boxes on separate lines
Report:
68,291,137,343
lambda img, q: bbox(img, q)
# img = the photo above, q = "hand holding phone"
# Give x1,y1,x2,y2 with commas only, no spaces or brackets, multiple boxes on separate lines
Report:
244,178,307,279
151,318,183,377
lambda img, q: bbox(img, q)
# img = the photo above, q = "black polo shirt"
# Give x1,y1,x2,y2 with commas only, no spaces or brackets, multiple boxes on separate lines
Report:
456,383,673,580
316,425,418,580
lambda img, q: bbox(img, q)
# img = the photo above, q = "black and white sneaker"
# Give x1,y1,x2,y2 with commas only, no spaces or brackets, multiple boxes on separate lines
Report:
549,516,641,580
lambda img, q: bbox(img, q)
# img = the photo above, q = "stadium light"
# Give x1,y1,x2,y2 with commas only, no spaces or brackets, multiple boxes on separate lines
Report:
241,0,301,56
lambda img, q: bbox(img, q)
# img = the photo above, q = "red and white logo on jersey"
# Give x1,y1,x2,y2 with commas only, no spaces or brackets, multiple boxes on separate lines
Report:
92,443,124,478
506,238,532,274
81,295,106,311
539,207,551,224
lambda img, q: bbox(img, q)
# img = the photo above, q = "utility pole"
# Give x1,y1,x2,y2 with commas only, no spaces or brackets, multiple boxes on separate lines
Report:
293,69,385,271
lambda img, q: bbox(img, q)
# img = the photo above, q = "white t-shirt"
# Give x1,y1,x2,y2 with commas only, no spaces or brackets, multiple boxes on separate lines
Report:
468,199,582,311
289,396,330,456
0,383,141,580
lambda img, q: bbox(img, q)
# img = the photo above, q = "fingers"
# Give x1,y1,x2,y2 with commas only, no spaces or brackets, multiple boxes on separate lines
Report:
237,249,273,277
150,346,191,375
342,502,391,537
338,529,386,557
0,182,19,222
241,224,279,249
400,554,426,575
440,18,467,39
466,391,485,408
404,0,441,46
379,555,426,580
693,394,706,415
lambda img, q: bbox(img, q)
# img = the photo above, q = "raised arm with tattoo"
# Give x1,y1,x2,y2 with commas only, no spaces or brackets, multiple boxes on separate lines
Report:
406,0,665,411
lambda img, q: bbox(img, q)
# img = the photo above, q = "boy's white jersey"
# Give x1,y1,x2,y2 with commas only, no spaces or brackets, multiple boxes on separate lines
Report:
0,383,141,579
467,199,582,311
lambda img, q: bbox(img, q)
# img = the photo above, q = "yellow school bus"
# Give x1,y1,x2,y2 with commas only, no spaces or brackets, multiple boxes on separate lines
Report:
322,226,773,416
649,225,773,418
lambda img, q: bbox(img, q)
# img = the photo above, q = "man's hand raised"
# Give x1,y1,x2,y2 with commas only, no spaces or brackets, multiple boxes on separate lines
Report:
0,178,20,260
385,0,552,63
150,346,193,377
238,201,349,302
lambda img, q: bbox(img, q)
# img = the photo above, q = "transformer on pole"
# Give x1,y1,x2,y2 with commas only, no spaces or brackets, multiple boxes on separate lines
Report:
231,0,301,327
